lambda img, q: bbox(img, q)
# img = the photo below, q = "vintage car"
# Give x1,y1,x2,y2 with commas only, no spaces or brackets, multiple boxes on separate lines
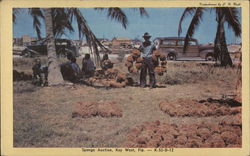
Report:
153,37,214,61
22,39,80,58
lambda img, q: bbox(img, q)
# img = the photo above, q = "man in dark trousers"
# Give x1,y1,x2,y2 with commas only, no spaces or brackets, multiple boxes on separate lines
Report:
139,32,156,88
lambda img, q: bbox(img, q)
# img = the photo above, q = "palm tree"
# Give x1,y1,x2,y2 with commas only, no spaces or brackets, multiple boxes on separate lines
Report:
14,8,65,85
13,8,148,85
44,8,65,85
178,7,241,66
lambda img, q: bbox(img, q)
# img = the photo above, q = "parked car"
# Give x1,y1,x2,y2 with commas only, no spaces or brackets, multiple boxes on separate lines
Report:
22,39,80,58
153,37,214,61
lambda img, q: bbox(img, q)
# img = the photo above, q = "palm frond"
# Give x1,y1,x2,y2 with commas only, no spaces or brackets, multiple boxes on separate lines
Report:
29,8,44,39
223,7,241,37
13,8,21,23
108,8,128,29
214,8,233,66
183,7,204,52
130,7,149,17
138,8,149,17
178,7,196,36
96,7,148,28
51,8,74,38
94,8,105,11
95,7,128,29
69,8,110,66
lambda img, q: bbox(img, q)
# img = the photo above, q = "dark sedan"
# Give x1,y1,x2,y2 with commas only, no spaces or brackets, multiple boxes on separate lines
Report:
22,39,79,58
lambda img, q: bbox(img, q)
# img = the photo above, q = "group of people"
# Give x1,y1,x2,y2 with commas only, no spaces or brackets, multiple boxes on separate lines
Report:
60,52,114,82
60,53,96,82
32,52,114,85
32,32,158,88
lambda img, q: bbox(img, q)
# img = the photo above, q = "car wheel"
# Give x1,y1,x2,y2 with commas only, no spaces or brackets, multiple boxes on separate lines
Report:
205,55,214,61
167,53,176,60
58,49,66,58
59,53,66,58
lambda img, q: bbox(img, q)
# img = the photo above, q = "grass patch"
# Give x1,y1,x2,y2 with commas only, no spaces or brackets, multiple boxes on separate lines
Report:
160,62,238,85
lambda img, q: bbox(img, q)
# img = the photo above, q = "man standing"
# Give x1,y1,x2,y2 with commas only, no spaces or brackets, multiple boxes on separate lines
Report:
139,32,156,88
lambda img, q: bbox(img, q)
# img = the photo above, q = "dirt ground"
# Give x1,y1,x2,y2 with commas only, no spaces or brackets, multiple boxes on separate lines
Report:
13,56,241,147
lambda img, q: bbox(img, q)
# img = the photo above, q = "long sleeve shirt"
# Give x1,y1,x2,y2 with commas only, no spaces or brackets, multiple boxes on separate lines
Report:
70,63,80,75
82,59,95,73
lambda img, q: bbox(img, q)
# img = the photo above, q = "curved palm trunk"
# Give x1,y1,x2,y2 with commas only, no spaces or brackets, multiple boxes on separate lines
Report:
214,10,233,67
44,8,65,85
92,44,101,68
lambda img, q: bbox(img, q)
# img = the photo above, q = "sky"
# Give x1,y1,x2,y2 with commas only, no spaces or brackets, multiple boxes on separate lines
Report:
13,8,241,44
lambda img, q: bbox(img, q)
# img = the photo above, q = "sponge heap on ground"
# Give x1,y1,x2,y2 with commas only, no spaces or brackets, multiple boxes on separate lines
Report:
122,121,241,148
159,98,242,117
88,59,130,88
72,100,123,118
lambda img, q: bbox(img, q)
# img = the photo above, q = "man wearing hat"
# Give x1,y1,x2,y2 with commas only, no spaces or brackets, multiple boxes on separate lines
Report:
139,32,156,88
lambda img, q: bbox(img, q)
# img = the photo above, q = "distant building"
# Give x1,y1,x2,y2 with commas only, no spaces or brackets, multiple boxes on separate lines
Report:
13,35,37,46
98,38,109,42
98,38,111,47
22,35,37,45
111,37,132,46
132,39,142,48
13,38,23,46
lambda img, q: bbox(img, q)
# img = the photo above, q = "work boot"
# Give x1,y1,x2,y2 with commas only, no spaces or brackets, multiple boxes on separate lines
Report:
140,84,146,88
150,85,156,89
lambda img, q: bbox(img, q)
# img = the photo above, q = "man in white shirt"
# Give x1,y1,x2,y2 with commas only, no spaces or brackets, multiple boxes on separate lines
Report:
139,32,156,88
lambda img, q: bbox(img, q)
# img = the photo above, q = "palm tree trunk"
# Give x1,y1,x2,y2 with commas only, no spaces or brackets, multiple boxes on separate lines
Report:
92,48,99,67
214,9,233,67
214,24,220,64
93,45,101,68
44,8,65,85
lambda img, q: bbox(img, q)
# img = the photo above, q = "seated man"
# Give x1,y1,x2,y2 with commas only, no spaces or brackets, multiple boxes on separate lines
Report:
32,58,48,86
70,57,81,82
82,54,95,78
60,56,81,83
101,53,114,71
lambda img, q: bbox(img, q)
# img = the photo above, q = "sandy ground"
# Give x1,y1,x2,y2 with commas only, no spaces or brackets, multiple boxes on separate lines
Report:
13,58,241,147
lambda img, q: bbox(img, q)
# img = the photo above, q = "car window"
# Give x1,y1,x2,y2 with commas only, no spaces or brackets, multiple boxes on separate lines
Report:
188,41,197,45
177,40,197,46
56,42,67,46
177,40,184,46
162,40,176,45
